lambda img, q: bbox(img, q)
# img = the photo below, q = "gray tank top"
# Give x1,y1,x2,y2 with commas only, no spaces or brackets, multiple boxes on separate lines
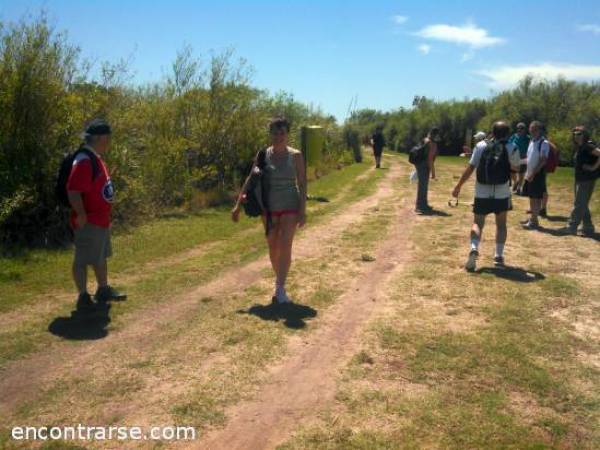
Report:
265,147,301,211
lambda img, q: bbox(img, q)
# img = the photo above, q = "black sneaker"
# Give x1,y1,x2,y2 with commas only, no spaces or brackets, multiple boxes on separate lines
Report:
539,208,547,218
76,292,96,311
95,285,127,303
582,227,596,237
494,255,505,266
465,250,478,272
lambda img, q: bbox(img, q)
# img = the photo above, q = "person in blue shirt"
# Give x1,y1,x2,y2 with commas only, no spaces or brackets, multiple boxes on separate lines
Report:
508,122,530,194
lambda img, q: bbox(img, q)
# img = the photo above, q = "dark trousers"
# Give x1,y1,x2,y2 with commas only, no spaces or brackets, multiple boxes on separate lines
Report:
416,162,430,210
568,179,596,231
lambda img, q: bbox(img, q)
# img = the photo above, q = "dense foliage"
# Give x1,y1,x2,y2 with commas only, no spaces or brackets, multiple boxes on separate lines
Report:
345,79,600,157
0,17,349,247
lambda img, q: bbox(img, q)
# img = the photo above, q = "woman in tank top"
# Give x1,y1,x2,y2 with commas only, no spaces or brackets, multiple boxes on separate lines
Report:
231,117,307,304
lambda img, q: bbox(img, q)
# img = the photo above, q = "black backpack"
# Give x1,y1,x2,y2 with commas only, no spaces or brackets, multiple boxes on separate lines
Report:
242,149,268,218
476,139,511,185
408,142,428,165
55,146,100,207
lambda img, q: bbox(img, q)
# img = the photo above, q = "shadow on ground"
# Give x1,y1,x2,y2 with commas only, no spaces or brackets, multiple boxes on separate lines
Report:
48,304,111,340
239,301,317,329
536,226,600,241
476,265,545,283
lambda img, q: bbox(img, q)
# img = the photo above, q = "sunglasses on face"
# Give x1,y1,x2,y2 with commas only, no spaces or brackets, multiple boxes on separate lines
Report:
573,132,583,136
271,129,287,136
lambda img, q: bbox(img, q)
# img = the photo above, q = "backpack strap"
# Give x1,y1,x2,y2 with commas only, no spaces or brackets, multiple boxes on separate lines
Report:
74,146,100,181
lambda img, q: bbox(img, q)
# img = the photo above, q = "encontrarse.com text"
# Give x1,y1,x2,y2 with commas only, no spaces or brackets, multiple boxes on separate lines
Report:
11,425,196,441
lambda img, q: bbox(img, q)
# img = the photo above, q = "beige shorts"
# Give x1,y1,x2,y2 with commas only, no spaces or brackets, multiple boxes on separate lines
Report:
73,224,112,266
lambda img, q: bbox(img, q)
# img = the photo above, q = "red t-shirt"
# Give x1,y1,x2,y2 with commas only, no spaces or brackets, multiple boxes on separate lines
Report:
66,149,113,229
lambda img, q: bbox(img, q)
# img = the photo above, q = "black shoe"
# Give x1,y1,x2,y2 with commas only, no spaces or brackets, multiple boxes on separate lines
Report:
539,208,547,218
95,285,127,303
76,292,96,311
494,255,505,266
582,227,596,237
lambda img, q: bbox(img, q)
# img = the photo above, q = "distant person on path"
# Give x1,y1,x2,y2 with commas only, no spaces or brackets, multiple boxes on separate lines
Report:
452,121,521,272
415,127,440,214
508,122,530,194
522,121,549,229
67,119,126,310
231,117,307,304
371,127,386,168
561,126,600,235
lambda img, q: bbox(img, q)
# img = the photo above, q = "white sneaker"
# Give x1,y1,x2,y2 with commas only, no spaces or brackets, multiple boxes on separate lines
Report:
276,287,292,304
465,250,478,272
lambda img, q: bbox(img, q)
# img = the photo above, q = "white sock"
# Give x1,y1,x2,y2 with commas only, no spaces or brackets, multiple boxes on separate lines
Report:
470,238,479,252
495,243,505,258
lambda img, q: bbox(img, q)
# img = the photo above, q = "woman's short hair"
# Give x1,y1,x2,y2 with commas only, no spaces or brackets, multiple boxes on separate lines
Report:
269,116,290,133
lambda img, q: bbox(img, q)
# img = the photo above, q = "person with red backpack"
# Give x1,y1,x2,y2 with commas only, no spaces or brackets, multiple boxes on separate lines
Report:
452,121,521,271
62,119,126,310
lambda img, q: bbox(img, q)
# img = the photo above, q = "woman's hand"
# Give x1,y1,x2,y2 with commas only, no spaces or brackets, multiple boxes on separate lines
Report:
298,212,306,228
231,205,241,222
583,164,595,172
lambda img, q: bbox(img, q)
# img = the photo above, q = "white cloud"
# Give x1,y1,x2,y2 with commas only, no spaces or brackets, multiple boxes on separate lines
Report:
477,63,600,89
577,24,600,35
415,22,505,49
461,51,474,63
418,44,431,55
392,15,408,25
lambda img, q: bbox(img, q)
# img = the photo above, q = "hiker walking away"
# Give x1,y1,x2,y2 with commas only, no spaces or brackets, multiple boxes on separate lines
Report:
231,117,307,304
66,119,126,310
508,122,530,194
452,121,521,272
561,126,600,235
415,127,440,214
371,126,386,169
522,121,549,229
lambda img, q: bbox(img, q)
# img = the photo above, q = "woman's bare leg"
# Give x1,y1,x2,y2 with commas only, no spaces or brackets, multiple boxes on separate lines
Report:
276,214,298,289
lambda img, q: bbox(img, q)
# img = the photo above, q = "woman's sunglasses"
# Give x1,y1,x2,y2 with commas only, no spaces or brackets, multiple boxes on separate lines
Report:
573,132,583,136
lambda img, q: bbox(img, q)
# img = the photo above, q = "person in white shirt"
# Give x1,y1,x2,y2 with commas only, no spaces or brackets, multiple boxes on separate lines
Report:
522,121,549,229
452,121,521,272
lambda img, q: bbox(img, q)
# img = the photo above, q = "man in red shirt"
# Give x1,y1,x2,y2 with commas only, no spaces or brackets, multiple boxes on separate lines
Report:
67,119,126,310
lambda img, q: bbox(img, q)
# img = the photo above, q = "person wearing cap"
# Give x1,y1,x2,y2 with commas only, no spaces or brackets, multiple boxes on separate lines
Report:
464,131,487,156
560,126,600,235
508,122,530,194
67,119,126,310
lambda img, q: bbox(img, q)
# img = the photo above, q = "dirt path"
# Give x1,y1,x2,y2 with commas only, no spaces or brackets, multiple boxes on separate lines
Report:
198,186,413,449
0,166,376,332
0,162,405,423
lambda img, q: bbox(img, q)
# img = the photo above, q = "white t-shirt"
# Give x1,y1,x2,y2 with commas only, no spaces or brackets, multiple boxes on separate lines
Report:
526,138,550,177
469,140,521,199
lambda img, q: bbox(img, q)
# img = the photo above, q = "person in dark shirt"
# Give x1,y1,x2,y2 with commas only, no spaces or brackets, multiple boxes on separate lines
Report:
371,127,386,169
560,126,600,235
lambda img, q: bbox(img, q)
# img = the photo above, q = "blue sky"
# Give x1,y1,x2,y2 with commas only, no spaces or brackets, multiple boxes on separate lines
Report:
1,0,599,121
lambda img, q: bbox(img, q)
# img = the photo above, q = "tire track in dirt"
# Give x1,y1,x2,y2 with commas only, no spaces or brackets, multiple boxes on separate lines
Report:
0,167,375,332
197,186,413,450
0,164,401,421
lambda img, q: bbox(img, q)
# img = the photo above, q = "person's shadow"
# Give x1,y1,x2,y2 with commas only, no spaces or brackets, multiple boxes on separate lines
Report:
48,304,111,340
422,208,452,217
544,214,568,223
475,265,545,283
537,226,600,242
238,300,317,329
